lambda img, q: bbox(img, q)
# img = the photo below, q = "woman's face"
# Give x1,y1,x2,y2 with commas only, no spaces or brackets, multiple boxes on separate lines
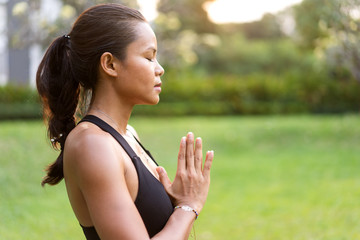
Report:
114,22,164,106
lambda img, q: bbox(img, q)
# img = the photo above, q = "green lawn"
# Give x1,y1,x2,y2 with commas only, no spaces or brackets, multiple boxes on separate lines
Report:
1,115,359,239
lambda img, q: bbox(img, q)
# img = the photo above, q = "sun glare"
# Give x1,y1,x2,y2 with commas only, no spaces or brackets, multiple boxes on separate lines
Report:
138,0,303,24
204,0,303,23
138,0,159,22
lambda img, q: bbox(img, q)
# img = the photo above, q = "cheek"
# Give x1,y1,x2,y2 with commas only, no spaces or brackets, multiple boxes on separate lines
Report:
136,63,155,81
122,58,154,85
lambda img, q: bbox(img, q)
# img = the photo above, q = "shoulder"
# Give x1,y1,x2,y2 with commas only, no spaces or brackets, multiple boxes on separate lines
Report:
62,122,150,238
65,121,118,159
63,122,126,183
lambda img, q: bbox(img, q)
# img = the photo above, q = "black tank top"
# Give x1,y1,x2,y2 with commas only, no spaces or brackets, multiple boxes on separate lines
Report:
79,115,173,239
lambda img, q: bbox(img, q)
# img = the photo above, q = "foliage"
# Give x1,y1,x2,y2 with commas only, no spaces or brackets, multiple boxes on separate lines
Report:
5,0,360,118
133,69,360,116
0,85,41,120
0,85,38,103
294,0,360,81
0,102,41,120
1,115,360,239
1,68,360,120
154,0,217,68
157,0,215,33
10,0,360,82
9,0,138,48
196,35,315,75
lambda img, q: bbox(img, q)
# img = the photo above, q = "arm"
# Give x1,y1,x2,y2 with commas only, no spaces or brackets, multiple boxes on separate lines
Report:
154,132,214,239
66,131,213,240
65,132,149,239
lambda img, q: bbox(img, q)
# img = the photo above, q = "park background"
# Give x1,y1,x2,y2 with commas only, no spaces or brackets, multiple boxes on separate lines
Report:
1,0,360,239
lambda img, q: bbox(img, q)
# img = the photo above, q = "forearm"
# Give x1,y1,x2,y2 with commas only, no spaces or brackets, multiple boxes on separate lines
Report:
151,208,196,240
152,134,214,240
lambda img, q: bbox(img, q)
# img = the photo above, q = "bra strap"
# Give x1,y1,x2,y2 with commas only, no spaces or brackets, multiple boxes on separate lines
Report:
79,115,138,160
126,130,159,166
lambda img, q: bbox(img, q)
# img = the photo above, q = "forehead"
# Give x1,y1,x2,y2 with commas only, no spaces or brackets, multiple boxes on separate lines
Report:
130,22,157,51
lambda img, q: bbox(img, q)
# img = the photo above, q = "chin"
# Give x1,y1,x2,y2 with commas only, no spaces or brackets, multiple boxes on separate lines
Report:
139,96,160,106
150,95,160,105
150,98,160,105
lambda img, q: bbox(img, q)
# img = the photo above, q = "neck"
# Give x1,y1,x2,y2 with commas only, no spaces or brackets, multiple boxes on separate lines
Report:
88,99,133,135
88,75,137,134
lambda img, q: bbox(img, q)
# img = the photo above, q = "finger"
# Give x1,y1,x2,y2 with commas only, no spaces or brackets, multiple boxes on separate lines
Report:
177,136,186,171
186,132,195,170
202,150,214,180
156,167,172,190
195,137,203,172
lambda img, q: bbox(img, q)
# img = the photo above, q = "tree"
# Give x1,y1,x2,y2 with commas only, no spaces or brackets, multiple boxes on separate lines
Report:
157,0,215,33
294,0,360,81
239,13,284,40
9,0,138,49
154,0,217,68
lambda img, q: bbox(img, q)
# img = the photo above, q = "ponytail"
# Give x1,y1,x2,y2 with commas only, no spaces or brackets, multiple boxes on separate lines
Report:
37,35,80,186
37,4,147,186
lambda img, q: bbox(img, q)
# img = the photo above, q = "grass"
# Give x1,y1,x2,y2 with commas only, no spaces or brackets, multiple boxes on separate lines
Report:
1,115,360,239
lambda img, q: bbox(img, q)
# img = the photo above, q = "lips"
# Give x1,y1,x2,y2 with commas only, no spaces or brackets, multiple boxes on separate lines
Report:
154,82,162,93
154,82,162,87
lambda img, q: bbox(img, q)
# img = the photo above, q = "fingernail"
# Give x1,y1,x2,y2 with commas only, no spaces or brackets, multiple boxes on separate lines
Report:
158,167,166,174
187,132,194,139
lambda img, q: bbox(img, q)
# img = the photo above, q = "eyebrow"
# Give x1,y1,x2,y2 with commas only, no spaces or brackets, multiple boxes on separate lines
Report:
145,47,157,54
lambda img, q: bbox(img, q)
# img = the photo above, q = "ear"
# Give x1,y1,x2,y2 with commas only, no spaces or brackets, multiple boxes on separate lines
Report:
99,52,120,78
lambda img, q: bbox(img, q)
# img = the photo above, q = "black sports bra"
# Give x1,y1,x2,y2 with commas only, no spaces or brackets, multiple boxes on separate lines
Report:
79,115,173,239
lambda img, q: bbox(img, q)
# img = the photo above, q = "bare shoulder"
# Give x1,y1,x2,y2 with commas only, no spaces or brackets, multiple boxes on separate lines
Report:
65,121,117,161
63,122,149,238
63,122,125,184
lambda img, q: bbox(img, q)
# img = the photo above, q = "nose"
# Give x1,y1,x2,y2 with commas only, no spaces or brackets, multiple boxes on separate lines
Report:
155,59,165,77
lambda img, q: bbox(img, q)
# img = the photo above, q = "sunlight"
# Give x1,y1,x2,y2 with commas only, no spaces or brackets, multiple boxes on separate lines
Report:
138,0,159,21
204,0,303,23
139,0,303,23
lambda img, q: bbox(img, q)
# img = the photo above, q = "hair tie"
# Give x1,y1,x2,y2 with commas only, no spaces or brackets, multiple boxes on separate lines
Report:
51,133,63,143
64,34,70,39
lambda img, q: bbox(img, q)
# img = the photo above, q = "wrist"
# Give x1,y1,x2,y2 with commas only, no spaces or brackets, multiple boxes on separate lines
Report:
174,205,199,220
175,200,202,213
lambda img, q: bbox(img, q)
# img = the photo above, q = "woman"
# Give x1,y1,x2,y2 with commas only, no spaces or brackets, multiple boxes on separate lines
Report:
37,3,214,240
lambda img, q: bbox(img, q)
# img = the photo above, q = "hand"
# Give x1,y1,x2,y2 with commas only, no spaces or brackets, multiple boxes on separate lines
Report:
156,132,214,213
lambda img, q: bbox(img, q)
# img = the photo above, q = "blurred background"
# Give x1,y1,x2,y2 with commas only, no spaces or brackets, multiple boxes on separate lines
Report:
0,0,360,239
0,0,360,117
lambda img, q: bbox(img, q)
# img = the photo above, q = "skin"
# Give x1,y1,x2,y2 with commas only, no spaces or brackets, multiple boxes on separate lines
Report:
63,22,214,240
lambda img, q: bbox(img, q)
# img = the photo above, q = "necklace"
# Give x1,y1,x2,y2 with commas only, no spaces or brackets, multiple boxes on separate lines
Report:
92,107,123,134
92,108,153,164
139,147,152,163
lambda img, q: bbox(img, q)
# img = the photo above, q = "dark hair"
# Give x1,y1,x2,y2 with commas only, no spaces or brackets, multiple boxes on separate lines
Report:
37,4,146,186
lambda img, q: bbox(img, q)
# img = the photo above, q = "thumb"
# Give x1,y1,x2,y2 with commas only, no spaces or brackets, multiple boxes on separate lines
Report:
156,166,171,190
